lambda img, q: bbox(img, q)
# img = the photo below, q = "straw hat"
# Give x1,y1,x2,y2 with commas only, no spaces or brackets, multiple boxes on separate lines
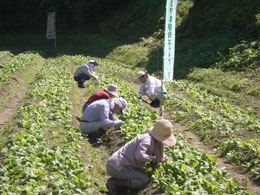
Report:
149,119,176,146
106,84,118,97
137,71,146,80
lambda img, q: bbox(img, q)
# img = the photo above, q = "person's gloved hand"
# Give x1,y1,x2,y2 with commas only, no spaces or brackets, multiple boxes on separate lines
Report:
150,156,157,170
151,156,156,162
114,120,124,126
163,156,173,162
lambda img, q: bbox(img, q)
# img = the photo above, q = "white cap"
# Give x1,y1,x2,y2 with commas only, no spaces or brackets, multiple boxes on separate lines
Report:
113,97,127,114
137,71,146,80
88,59,98,66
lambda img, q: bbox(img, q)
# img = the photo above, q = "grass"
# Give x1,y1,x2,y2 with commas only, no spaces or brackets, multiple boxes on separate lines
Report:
187,68,260,118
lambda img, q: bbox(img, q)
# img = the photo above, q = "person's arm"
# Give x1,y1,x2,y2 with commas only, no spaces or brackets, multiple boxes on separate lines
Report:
87,64,98,80
135,136,155,162
138,84,145,98
101,105,123,127
109,112,118,121
162,153,173,162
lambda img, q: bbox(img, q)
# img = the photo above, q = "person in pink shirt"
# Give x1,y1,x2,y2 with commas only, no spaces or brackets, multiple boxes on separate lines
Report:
82,84,118,113
106,119,176,194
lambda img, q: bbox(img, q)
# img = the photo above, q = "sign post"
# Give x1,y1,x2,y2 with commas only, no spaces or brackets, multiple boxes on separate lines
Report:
47,12,56,48
163,0,177,81
160,0,178,116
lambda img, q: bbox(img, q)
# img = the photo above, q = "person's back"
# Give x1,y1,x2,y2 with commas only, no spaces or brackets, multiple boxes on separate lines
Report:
87,90,110,105
74,64,89,77
146,75,166,94
108,133,153,170
82,99,108,122
82,84,118,113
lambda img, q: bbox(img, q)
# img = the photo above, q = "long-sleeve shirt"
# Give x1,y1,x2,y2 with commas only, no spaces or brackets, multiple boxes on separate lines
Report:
74,63,98,79
86,90,110,105
108,133,167,171
138,75,167,99
81,99,118,128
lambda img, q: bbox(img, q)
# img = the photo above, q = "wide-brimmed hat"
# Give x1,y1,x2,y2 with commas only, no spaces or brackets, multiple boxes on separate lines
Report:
137,71,146,80
149,119,176,147
113,97,127,114
106,84,118,97
88,59,98,66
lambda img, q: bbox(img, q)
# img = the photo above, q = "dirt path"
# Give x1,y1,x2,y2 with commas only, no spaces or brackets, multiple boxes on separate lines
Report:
0,53,12,63
0,85,28,129
129,81,260,195
0,57,44,130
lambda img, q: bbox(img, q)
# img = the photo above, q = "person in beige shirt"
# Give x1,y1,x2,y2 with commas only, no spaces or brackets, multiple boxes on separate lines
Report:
74,59,98,88
106,119,176,194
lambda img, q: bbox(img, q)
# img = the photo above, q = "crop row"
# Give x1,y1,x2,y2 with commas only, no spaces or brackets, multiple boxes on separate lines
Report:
95,59,250,194
0,52,39,83
164,81,260,180
97,62,260,181
170,81,260,132
0,56,94,194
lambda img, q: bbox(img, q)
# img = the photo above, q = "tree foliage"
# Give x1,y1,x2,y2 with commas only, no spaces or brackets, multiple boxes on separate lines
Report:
0,0,129,32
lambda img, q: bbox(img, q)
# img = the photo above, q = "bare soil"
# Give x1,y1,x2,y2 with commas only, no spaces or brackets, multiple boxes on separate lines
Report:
0,53,12,63
0,84,29,130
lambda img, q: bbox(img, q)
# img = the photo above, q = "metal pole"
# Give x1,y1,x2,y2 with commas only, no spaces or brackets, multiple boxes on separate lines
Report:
159,56,164,117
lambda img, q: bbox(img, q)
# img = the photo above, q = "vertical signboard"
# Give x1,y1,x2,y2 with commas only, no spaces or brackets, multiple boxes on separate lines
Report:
47,12,56,47
163,0,177,81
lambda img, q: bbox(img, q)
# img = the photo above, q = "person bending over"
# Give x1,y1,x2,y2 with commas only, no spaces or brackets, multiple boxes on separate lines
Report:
106,119,176,194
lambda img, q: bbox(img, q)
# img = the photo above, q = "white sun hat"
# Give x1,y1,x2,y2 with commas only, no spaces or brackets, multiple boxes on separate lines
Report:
113,97,127,114
137,71,146,80
88,59,98,66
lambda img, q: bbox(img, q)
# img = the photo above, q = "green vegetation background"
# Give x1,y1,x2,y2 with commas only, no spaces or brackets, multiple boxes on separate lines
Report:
1,0,259,79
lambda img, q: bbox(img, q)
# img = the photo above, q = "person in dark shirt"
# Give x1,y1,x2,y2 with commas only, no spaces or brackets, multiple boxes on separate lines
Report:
82,84,118,113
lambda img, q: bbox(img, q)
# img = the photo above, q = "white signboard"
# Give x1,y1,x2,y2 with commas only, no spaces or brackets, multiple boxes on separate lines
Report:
47,12,56,40
163,0,178,81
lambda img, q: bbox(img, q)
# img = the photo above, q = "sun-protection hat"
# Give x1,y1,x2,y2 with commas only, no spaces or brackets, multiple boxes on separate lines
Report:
88,59,98,66
149,119,176,147
106,84,118,97
137,71,146,80
113,97,127,114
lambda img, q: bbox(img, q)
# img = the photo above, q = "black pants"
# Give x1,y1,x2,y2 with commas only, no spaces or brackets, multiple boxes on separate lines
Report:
87,128,106,143
150,98,160,108
74,73,90,87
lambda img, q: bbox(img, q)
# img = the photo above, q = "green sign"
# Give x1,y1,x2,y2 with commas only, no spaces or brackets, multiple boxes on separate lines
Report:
163,0,177,81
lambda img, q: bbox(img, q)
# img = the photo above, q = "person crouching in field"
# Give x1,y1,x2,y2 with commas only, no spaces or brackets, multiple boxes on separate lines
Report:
74,59,99,88
79,97,127,143
106,119,176,194
137,71,167,108
82,84,118,114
